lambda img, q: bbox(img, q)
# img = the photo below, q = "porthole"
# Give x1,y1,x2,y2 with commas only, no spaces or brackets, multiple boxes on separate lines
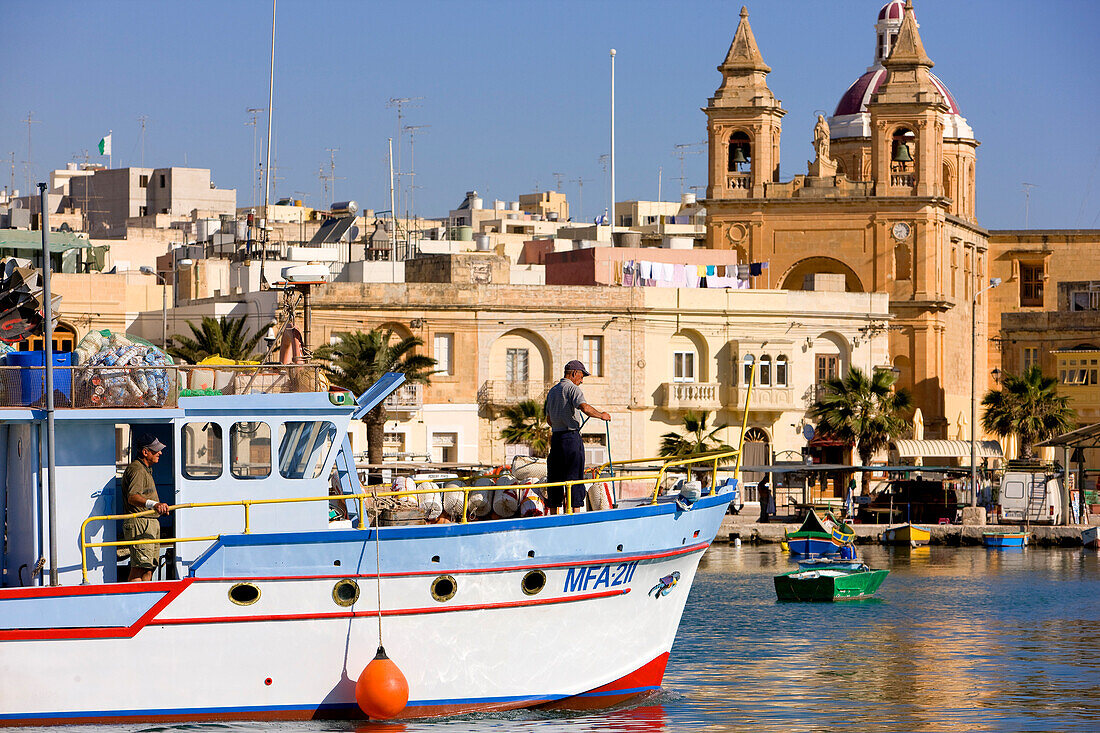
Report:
431,575,457,602
332,579,360,607
229,582,261,606
521,569,546,596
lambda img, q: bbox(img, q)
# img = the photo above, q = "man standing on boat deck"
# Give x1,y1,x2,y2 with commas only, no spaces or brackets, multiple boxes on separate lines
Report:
544,360,610,515
121,434,171,581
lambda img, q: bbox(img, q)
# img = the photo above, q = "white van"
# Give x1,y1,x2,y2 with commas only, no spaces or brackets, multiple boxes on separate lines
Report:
997,470,1062,524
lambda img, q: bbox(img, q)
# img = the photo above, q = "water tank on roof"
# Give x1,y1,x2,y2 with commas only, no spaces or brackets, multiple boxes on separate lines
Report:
493,200,505,210
281,264,330,283
472,196,483,210
509,201,520,211
330,201,358,216
453,226,473,241
619,231,641,248
681,193,696,206
475,234,491,251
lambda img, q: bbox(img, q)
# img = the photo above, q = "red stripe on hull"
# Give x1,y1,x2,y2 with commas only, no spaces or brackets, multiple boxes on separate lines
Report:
539,652,669,710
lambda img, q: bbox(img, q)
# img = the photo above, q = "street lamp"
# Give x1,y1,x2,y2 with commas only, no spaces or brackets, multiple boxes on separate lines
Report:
140,266,167,349
971,276,1002,508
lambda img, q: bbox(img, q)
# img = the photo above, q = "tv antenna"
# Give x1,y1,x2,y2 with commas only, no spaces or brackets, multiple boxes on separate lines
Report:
572,176,590,223
674,141,705,196
324,147,343,204
403,125,430,240
22,111,40,196
552,172,564,191
387,96,423,224
246,107,266,206
1022,182,1037,229
137,114,150,167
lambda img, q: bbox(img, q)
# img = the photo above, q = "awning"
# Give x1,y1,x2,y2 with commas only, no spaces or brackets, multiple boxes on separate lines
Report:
891,439,1003,459
1034,422,1100,449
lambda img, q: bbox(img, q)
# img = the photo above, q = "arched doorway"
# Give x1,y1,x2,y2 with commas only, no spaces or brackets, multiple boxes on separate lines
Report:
741,427,771,485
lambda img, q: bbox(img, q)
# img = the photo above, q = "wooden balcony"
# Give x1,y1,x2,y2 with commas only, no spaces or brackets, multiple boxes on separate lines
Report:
660,382,722,411
478,380,551,407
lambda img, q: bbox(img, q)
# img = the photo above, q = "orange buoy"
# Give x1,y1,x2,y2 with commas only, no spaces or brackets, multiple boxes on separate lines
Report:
355,645,409,720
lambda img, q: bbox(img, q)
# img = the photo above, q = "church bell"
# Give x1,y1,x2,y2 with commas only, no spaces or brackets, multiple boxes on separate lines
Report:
730,144,749,165
891,140,913,163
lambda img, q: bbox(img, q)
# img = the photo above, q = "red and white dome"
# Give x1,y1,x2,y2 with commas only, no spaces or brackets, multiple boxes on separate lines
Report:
828,1,974,140
878,0,905,21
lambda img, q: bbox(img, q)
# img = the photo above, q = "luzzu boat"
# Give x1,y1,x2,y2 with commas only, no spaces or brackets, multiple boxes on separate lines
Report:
982,530,1030,548
0,365,741,726
883,522,931,547
785,510,855,556
774,565,889,602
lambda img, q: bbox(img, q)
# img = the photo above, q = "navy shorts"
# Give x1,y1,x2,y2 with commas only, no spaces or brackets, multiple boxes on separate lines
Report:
547,430,586,509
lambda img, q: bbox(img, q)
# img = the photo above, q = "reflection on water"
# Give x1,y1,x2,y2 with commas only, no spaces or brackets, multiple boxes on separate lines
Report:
37,547,1100,733
674,544,1100,732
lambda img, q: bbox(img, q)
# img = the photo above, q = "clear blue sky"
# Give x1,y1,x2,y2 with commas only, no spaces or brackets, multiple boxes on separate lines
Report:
3,1,1098,230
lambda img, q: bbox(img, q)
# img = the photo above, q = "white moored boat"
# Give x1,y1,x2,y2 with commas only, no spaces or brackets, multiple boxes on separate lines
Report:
0,365,740,725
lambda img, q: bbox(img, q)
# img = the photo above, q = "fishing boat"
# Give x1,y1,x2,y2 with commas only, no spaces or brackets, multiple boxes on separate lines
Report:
774,566,889,602
1083,525,1099,549
982,531,1030,548
0,360,742,725
784,510,855,556
796,556,865,570
882,522,931,547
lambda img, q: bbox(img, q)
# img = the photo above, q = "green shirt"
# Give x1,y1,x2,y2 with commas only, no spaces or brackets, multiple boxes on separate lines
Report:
121,459,158,514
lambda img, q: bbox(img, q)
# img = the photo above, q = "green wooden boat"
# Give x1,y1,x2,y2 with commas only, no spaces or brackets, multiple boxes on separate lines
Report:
774,566,890,602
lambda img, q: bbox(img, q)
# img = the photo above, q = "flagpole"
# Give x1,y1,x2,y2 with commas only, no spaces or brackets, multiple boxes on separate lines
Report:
108,129,112,170
609,48,616,243
261,0,276,285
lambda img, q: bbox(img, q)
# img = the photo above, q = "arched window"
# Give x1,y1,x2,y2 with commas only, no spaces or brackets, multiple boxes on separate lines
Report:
759,355,772,386
891,128,916,183
742,354,755,385
775,355,788,387
728,131,751,173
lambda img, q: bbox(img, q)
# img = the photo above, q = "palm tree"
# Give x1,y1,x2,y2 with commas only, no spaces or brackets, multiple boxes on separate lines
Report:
500,400,550,458
981,366,1075,459
659,411,734,462
808,366,913,489
314,329,436,464
169,315,271,363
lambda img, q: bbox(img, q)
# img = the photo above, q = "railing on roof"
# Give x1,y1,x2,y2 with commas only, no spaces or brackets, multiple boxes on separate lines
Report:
0,364,324,409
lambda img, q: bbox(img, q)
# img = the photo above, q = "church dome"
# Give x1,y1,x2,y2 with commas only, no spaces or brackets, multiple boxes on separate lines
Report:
828,1,974,140
878,0,905,21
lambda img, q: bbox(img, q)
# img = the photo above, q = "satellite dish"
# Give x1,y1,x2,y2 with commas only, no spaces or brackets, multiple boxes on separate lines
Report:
802,423,816,441
348,225,360,241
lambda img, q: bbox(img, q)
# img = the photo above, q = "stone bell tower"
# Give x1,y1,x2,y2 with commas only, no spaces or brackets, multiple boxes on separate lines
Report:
704,7,785,203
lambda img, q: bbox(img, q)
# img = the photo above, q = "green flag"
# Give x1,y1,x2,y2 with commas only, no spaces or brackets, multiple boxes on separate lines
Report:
98,133,111,156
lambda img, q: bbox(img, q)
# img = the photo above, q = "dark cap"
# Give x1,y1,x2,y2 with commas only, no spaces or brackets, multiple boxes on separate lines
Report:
139,434,167,453
564,359,590,376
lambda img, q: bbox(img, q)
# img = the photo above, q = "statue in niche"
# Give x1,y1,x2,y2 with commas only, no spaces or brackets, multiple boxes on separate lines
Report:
807,114,837,177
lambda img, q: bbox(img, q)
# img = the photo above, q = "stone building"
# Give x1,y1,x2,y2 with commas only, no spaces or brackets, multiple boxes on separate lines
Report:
704,1,989,441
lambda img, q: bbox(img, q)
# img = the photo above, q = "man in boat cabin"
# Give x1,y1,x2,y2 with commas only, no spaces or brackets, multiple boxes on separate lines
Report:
544,360,611,515
121,433,171,581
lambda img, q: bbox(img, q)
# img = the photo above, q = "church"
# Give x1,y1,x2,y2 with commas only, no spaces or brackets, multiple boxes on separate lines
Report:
705,0,991,441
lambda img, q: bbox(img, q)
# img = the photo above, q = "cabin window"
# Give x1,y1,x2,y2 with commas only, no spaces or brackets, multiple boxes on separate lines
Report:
231,422,271,479
182,422,223,479
278,421,337,479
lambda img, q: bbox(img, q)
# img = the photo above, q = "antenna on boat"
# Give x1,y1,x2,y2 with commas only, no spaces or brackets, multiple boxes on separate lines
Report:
39,182,58,586
260,0,276,287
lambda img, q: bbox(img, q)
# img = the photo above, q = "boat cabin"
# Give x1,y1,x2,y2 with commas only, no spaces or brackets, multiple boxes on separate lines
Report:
0,366,353,586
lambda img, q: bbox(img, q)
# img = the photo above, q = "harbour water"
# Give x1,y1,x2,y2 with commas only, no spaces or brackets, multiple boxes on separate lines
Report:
28,545,1100,732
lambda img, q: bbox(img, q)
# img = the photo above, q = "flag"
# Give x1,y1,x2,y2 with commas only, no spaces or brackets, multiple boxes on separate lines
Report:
98,133,112,156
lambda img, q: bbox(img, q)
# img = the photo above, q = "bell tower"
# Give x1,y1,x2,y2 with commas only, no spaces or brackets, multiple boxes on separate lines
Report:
868,0,946,198
704,6,785,200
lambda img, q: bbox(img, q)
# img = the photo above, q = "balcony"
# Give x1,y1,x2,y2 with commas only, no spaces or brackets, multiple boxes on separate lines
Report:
725,173,751,197
478,380,551,407
383,383,423,413
726,384,798,412
660,382,722,412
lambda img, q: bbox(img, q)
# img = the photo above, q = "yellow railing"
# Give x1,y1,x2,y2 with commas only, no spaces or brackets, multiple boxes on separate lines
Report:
80,435,753,584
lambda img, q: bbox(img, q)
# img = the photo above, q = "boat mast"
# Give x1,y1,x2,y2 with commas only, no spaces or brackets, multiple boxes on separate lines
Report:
261,0,276,284
39,182,58,586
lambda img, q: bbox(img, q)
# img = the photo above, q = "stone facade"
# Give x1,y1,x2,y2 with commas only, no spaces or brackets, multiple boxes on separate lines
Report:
703,3,988,440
